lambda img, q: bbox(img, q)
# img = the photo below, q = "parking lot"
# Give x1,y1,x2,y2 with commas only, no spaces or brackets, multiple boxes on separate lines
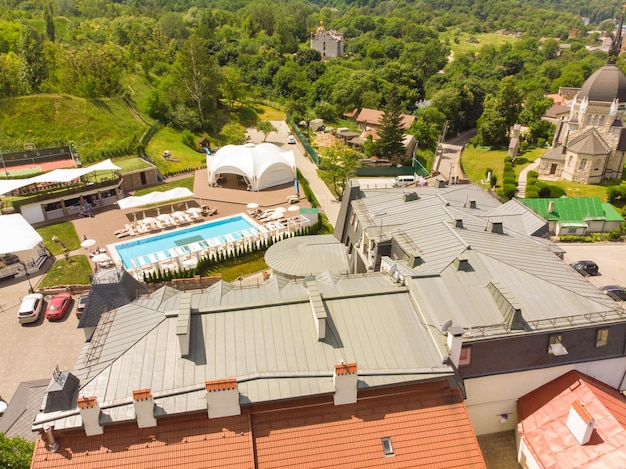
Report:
557,242,626,290
0,263,86,402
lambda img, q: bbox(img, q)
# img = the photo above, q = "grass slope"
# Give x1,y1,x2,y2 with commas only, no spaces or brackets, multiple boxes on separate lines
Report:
0,95,147,162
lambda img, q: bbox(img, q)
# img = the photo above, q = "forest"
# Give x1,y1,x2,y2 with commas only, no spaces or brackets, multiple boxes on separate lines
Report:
0,0,625,162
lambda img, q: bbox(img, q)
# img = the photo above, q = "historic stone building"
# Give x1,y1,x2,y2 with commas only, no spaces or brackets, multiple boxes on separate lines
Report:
538,20,626,183
310,21,343,59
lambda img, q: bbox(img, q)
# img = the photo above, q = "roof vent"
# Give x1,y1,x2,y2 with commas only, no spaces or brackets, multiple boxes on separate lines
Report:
454,256,472,272
446,326,466,367
566,400,594,445
333,363,358,406
307,280,327,341
133,389,157,428
468,199,477,209
548,201,555,213
44,367,80,413
205,378,241,418
487,221,504,234
455,218,463,228
176,292,193,357
402,191,419,202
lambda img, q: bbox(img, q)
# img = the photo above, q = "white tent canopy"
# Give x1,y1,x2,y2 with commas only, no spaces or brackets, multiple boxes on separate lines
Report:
117,187,193,209
206,143,296,192
0,159,121,196
0,214,43,254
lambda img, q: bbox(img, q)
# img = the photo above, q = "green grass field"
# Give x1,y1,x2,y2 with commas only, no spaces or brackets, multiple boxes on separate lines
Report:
442,31,518,57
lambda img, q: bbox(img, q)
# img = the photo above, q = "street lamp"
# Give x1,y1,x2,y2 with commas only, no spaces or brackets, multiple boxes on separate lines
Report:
21,262,33,293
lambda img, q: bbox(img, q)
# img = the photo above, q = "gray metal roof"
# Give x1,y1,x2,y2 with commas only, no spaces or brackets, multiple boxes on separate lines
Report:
0,379,48,441
264,234,349,277
37,273,453,430
567,128,611,155
484,199,548,237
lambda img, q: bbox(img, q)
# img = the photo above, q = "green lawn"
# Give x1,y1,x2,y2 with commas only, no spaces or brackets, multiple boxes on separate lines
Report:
204,251,269,282
145,127,208,175
36,221,81,255
112,157,153,172
133,176,194,196
38,255,93,288
441,31,518,57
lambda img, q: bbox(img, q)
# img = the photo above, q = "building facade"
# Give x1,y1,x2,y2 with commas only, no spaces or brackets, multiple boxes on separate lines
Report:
310,21,343,58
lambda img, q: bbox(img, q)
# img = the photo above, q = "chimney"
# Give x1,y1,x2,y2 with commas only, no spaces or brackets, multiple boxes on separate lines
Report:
469,199,477,209
205,378,241,418
402,191,419,202
43,424,59,453
548,201,554,213
77,396,103,436
307,280,327,340
133,389,157,428
447,326,465,367
177,292,192,357
566,400,594,445
455,218,464,228
333,362,358,406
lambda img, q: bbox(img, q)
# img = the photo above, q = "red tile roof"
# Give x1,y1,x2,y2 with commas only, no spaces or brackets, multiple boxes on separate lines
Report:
356,108,415,130
30,411,254,469
31,381,484,468
253,381,485,468
518,370,626,468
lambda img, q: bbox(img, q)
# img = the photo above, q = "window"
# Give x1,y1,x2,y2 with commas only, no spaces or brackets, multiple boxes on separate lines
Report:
548,334,568,355
350,213,356,227
579,159,587,170
567,227,577,234
459,346,472,366
568,156,573,166
381,437,394,457
596,328,609,347
593,159,600,171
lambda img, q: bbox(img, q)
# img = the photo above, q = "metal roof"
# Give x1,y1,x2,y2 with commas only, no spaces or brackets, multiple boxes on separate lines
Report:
520,197,623,224
264,234,349,277
37,273,453,430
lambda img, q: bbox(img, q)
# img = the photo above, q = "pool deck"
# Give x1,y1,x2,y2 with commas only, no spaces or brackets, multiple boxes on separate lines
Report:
69,169,308,264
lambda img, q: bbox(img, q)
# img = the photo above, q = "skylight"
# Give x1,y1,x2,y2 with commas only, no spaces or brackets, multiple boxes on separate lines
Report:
381,437,394,457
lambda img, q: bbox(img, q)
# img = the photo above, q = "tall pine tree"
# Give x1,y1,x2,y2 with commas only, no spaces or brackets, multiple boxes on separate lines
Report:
376,88,406,165
45,2,55,42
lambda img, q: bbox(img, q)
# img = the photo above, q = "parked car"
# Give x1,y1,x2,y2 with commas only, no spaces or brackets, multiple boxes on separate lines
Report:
600,285,626,301
45,292,72,320
287,135,296,144
18,293,44,324
76,294,88,319
570,260,599,276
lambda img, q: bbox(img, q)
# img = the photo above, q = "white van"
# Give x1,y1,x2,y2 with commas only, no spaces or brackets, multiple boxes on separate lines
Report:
392,175,416,187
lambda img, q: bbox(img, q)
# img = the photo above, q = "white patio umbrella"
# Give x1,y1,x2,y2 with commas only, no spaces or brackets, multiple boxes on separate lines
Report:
271,211,284,220
246,202,259,209
157,214,172,222
171,211,186,218
287,205,300,213
142,216,158,225
275,206,287,213
186,207,203,216
92,253,111,263
81,238,96,248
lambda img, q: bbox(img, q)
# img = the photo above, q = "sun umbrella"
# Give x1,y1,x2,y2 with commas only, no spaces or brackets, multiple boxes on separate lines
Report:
81,239,96,248
271,211,284,220
287,205,300,212
186,207,203,215
246,202,259,209
275,206,287,213
142,216,158,225
171,211,186,218
157,214,172,222
92,253,111,263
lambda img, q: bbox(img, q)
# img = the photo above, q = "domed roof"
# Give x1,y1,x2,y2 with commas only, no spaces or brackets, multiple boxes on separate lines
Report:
578,64,626,102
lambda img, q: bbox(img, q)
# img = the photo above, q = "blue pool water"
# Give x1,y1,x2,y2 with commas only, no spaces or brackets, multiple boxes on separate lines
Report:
112,215,255,269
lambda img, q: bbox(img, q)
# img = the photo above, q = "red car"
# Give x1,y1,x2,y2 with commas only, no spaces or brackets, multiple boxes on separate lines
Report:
45,293,72,320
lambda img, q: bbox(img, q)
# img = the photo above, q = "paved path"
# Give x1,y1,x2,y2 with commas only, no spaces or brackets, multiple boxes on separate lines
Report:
516,160,540,198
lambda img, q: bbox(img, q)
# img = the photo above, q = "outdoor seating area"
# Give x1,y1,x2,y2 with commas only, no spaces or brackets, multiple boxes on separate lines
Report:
114,206,214,238
130,214,312,280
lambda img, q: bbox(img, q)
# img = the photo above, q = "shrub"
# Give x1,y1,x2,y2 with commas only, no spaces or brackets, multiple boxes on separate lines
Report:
503,176,517,186
490,174,497,187
525,188,538,198
501,183,516,200
537,182,566,198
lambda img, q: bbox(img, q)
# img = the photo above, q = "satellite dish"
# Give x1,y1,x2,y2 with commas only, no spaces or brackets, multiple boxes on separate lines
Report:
440,320,453,333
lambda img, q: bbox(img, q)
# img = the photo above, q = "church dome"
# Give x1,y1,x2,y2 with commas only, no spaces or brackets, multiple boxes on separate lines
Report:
578,64,626,102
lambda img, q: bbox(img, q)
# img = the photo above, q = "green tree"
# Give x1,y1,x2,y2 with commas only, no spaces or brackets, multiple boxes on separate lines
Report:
220,66,245,110
17,26,48,93
44,2,56,42
256,120,277,142
321,143,358,198
375,89,406,164
172,35,221,130
476,96,509,147
0,433,34,469
220,122,246,145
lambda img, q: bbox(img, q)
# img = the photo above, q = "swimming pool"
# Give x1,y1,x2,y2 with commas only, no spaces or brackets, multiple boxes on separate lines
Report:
110,214,256,269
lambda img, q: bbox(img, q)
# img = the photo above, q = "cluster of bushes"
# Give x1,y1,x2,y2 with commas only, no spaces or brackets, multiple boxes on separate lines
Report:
484,167,497,187
82,140,138,164
523,171,566,199
559,230,624,243
498,157,518,200
607,184,626,203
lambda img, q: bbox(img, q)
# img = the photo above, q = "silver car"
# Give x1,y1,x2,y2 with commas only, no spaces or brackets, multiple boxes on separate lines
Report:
18,293,44,324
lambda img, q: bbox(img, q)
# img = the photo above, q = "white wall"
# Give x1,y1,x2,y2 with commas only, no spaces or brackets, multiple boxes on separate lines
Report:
464,356,626,435
20,203,45,224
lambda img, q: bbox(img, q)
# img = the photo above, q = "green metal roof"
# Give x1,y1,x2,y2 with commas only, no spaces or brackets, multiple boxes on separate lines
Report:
519,197,623,223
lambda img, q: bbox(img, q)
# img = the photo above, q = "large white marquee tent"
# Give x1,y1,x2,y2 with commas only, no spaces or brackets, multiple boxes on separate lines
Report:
0,214,47,267
206,143,296,192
